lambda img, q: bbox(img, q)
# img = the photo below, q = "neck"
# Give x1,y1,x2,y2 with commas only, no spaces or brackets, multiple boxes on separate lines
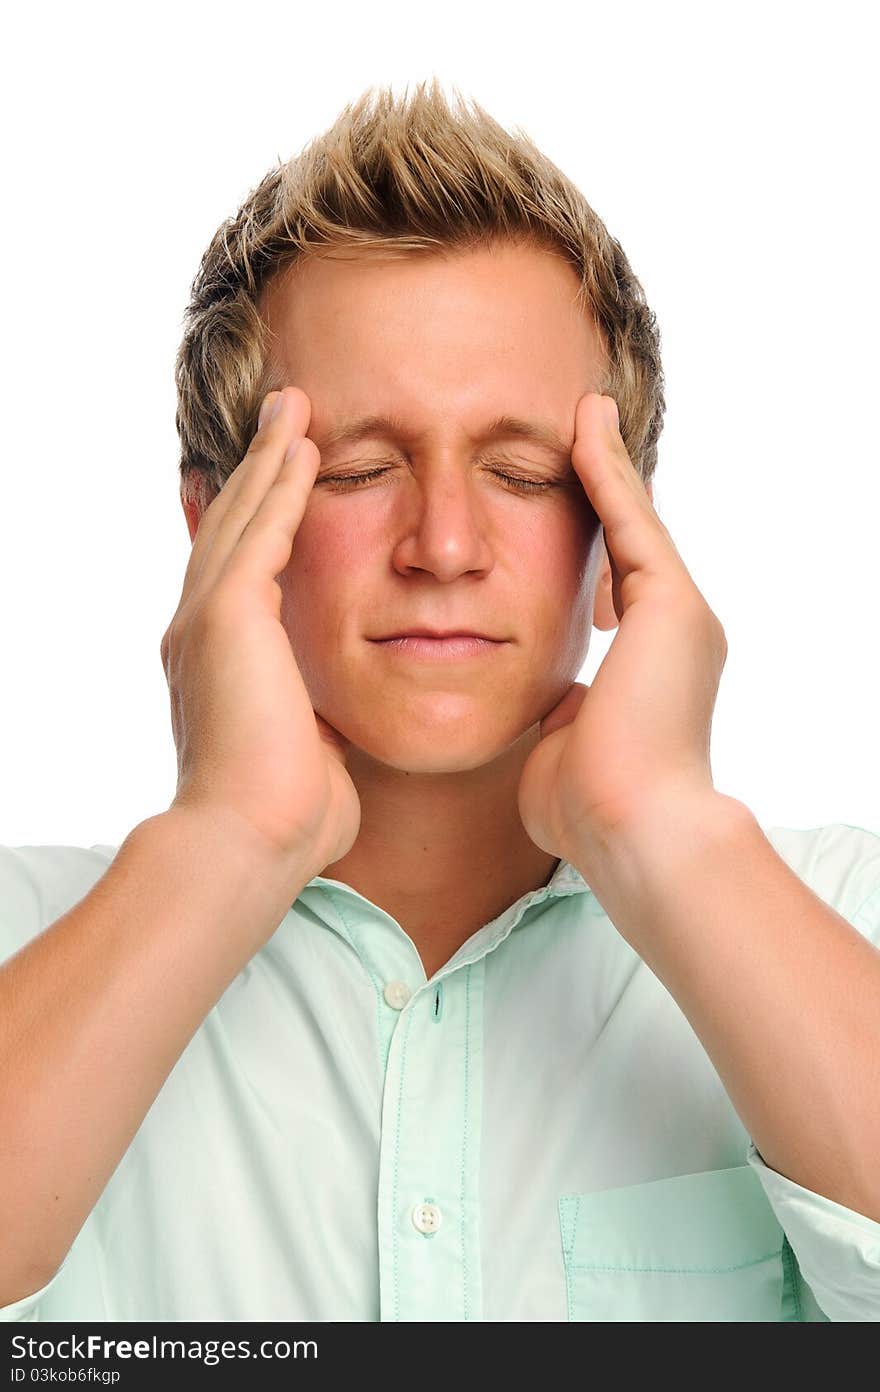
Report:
320,723,560,979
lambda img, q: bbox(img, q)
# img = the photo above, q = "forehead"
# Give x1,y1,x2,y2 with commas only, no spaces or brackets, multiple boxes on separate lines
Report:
259,241,605,439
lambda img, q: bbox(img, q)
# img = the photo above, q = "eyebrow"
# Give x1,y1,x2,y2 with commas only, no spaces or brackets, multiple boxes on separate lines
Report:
316,413,573,464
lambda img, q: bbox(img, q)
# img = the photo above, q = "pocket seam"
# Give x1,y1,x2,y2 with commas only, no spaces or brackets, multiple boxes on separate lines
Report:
564,1246,783,1276
781,1236,803,1320
560,1194,581,1261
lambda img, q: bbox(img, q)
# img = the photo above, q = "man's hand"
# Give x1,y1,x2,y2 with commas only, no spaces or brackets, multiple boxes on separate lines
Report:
518,392,729,875
161,386,362,885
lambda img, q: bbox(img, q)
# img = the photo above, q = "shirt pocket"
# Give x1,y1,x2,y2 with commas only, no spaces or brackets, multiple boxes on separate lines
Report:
559,1164,788,1321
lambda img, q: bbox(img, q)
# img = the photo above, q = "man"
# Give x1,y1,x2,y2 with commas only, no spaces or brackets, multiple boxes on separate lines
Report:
1,81,879,1323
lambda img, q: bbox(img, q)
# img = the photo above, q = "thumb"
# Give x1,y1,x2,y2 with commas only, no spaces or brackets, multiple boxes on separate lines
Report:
539,681,589,739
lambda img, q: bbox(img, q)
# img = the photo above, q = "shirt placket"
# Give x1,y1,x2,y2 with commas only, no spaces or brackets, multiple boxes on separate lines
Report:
305,865,588,1322
376,959,485,1321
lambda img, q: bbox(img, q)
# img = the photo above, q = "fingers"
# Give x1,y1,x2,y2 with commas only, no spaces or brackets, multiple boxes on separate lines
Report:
179,386,313,609
222,431,320,598
571,393,682,589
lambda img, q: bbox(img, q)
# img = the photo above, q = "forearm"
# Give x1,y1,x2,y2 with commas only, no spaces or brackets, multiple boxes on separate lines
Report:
0,807,312,1304
570,793,880,1222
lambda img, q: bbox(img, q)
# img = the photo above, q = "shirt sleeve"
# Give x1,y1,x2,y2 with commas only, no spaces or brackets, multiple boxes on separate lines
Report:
0,842,119,963
747,825,880,1321
0,844,118,1321
746,1142,880,1321
763,820,880,937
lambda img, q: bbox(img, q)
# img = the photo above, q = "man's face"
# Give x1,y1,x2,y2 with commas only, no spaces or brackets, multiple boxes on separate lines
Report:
253,240,611,774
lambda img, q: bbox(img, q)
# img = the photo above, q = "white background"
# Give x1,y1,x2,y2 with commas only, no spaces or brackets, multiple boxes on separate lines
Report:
1,0,876,847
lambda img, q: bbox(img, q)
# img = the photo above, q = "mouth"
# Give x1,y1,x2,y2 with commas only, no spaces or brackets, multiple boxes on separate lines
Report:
369,633,507,662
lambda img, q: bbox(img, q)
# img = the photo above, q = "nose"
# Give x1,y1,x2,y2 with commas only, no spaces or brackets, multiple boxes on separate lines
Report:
391,465,495,582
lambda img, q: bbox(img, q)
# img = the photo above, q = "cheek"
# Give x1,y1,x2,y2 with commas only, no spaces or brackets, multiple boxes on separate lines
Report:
529,508,598,606
287,504,364,579
278,503,374,628
529,513,602,667
276,508,357,661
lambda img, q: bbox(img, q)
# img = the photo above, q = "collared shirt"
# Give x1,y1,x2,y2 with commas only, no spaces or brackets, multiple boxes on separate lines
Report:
2,820,879,1322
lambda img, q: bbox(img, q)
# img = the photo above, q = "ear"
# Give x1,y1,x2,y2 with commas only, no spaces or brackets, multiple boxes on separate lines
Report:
592,479,654,631
180,487,202,545
180,475,211,545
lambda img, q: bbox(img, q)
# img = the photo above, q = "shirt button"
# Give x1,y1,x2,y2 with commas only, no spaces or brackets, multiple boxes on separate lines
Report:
412,1202,443,1235
383,980,412,1010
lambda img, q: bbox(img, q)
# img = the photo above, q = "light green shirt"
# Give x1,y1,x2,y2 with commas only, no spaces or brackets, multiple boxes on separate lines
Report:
2,821,879,1322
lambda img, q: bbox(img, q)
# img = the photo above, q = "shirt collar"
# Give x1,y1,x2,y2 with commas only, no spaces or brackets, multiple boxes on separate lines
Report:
304,855,590,910
294,857,593,981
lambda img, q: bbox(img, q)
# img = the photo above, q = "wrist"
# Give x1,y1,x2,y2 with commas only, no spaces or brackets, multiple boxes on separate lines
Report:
566,790,757,901
159,802,320,900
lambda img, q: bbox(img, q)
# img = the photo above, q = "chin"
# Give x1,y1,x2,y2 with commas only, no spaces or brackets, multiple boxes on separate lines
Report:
370,745,508,776
335,701,536,777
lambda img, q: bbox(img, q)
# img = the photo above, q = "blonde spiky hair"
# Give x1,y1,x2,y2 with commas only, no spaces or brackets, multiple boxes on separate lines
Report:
174,79,665,508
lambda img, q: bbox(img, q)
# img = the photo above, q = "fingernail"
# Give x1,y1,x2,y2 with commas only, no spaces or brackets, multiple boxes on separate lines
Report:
258,390,284,429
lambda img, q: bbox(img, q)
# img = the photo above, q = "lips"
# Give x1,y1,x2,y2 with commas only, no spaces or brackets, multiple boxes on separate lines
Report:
370,632,506,661
371,628,501,641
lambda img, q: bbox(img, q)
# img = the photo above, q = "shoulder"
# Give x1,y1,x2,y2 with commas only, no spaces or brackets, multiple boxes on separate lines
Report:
0,842,120,962
761,820,880,944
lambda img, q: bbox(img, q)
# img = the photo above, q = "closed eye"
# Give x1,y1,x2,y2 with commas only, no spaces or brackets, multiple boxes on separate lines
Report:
491,471,554,494
318,464,556,494
318,466,395,489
